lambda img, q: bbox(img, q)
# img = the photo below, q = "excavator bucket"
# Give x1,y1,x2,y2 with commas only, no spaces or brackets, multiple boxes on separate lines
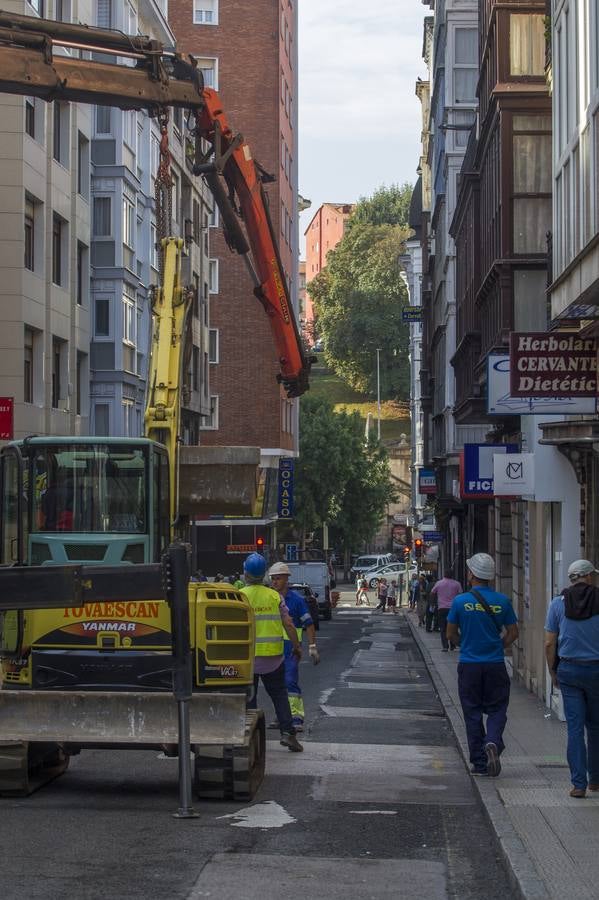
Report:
0,690,247,744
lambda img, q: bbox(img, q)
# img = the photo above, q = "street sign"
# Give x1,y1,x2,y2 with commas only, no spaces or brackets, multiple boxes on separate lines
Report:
487,354,596,415
418,468,437,494
0,397,13,440
424,532,444,543
402,306,423,322
285,543,299,562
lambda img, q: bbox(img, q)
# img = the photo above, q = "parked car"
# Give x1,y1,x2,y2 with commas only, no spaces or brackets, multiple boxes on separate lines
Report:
365,562,418,591
350,554,393,581
290,582,321,628
286,561,332,620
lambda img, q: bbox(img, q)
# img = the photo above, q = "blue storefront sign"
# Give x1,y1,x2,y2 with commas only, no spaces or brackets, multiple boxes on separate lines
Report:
402,306,423,322
461,443,519,499
278,458,295,519
423,532,444,543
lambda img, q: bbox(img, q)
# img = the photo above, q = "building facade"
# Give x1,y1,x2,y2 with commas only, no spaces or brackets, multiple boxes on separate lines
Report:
170,0,300,458
303,202,353,341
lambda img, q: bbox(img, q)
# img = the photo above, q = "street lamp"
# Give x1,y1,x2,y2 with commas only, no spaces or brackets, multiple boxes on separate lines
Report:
376,348,382,440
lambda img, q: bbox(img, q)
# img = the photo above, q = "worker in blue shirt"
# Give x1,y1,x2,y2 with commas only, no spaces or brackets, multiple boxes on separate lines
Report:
268,561,320,731
446,553,519,778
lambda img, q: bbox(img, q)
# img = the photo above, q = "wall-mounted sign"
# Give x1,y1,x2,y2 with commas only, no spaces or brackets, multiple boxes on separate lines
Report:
510,332,597,397
402,307,423,323
557,300,599,320
424,532,444,543
487,355,596,415
493,452,535,496
226,544,258,554
278,457,295,519
285,543,299,562
0,397,13,440
418,468,437,494
460,443,519,499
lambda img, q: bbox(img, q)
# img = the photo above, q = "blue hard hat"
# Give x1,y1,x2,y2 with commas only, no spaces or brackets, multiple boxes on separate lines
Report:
243,552,266,579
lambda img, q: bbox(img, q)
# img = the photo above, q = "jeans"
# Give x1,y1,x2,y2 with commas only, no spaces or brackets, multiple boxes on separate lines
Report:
248,661,295,734
557,660,599,790
457,662,510,771
437,608,454,650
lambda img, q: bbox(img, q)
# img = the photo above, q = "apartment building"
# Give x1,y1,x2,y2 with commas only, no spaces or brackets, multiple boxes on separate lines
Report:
170,0,300,457
0,0,211,442
303,202,353,341
90,0,212,443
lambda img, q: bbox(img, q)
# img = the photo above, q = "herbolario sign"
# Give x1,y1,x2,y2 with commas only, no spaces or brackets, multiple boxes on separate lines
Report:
509,332,597,397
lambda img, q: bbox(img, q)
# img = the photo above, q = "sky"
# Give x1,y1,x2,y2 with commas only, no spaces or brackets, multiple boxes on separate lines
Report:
298,0,428,252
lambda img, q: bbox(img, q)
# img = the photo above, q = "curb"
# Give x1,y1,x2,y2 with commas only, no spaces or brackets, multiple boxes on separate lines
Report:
406,615,550,900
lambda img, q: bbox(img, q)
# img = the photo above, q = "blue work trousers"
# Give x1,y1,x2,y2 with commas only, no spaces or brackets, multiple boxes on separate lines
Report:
557,660,599,790
248,661,295,735
284,641,304,725
457,662,510,771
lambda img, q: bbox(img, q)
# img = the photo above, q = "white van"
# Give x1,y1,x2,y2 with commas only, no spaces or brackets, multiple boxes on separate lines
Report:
350,554,392,581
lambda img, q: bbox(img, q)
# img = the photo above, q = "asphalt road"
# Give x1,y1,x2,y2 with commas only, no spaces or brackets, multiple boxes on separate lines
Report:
0,602,510,899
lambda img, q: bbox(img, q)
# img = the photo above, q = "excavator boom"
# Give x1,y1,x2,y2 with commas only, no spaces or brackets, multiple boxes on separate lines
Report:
0,9,311,397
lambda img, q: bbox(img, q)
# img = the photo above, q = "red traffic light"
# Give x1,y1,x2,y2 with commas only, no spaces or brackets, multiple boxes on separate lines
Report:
403,546,411,555
414,539,423,548
256,537,265,553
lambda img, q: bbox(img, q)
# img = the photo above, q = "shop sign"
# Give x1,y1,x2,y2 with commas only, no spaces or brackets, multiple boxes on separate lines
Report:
557,300,599,320
487,355,596,415
509,332,597,397
402,307,423,322
492,452,535,496
418,468,437,494
0,397,13,440
226,544,257,554
460,443,519,499
278,457,295,519
424,532,444,543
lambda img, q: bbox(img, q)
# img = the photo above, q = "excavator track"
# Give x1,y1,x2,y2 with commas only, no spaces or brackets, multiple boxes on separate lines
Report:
0,741,69,796
194,710,265,800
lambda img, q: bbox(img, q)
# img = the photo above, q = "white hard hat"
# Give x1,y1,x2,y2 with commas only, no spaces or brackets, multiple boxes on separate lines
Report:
568,559,599,581
466,553,496,581
268,561,291,577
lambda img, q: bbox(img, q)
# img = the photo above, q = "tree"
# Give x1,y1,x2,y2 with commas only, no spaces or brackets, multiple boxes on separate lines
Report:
294,395,395,555
308,221,411,398
348,182,413,230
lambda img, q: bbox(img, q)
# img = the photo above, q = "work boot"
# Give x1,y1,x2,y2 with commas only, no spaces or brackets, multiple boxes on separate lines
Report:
280,732,303,752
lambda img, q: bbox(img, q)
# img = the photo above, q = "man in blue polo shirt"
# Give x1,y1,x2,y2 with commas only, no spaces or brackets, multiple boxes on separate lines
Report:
446,553,519,777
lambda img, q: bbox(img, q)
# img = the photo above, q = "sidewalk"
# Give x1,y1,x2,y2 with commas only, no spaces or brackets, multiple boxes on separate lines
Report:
406,610,599,900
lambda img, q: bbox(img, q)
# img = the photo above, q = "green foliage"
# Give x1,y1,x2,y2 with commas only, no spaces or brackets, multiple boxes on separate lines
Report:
348,182,413,229
309,221,411,399
295,395,396,549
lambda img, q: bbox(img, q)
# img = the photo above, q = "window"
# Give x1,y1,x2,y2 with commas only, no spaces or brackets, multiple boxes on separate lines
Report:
94,403,109,436
28,0,43,14
209,259,219,293
196,57,218,89
24,327,34,404
124,0,136,34
150,133,160,178
95,296,110,336
76,352,87,416
201,396,219,430
52,215,63,286
96,106,111,134
192,199,200,243
51,337,65,409
56,0,70,22
171,172,180,224
512,116,552,255
77,132,89,198
193,272,200,318
510,14,545,77
193,0,218,25
124,110,137,152
122,293,136,373
454,28,477,103
93,197,111,236
25,98,35,138
192,345,200,391
24,198,34,271
209,328,219,363
150,222,158,271
53,102,61,162
52,103,69,165
96,0,112,29
77,242,88,305
208,205,219,227
123,196,135,249
122,399,134,436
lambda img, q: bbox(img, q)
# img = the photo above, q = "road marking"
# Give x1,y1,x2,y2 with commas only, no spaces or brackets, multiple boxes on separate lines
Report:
217,800,297,829
349,810,398,816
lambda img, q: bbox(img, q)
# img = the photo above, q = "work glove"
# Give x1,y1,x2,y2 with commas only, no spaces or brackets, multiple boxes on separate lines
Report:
309,644,320,665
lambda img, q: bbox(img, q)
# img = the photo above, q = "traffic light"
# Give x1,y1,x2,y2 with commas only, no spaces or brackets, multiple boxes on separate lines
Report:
403,545,411,558
256,537,265,554
414,538,423,559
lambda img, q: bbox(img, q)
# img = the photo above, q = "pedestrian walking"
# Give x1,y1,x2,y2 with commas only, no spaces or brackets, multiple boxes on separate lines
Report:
409,573,419,611
545,559,599,798
387,580,398,614
240,553,303,752
356,572,368,606
425,575,438,632
446,553,518,777
417,574,428,626
375,577,389,612
431,571,463,651
267,561,320,732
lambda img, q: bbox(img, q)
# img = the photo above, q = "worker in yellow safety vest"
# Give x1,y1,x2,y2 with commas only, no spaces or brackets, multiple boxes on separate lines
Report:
241,552,303,752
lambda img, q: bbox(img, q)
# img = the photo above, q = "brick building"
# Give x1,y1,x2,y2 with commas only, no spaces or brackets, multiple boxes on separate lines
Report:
304,202,353,340
169,0,299,455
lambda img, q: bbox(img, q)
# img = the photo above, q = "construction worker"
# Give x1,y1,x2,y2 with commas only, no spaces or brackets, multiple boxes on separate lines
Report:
241,553,303,752
268,561,320,732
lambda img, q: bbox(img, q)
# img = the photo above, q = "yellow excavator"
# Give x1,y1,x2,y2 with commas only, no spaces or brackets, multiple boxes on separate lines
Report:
0,10,311,799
